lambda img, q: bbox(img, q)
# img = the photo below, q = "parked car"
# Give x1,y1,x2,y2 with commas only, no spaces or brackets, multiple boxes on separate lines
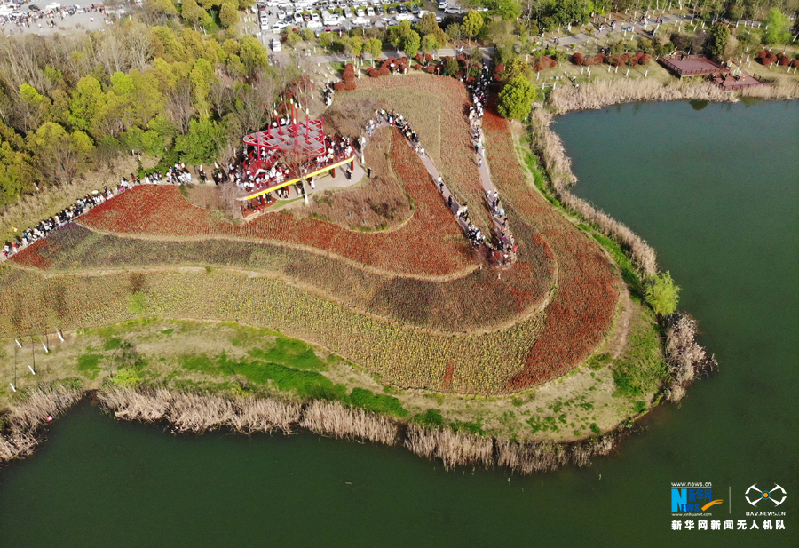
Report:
437,0,446,9
28,4,41,11
293,11,303,22
272,38,282,52
444,5,461,14
366,6,374,16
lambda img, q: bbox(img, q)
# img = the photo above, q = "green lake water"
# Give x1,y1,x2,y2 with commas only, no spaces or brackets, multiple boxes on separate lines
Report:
1,100,796,547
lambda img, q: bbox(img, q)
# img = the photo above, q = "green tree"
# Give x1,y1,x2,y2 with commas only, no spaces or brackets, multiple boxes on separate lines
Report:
350,36,363,61
239,36,269,74
143,0,178,21
706,22,730,58
190,58,216,117
181,0,212,28
645,271,680,317
69,76,106,133
18,83,50,134
497,75,537,120
446,22,462,42
421,34,439,55
175,117,226,164
219,1,239,28
301,28,315,42
29,123,94,185
461,10,484,43
365,37,382,64
403,30,421,58
419,12,439,36
493,0,522,21
763,8,790,45
444,57,459,76
286,31,301,48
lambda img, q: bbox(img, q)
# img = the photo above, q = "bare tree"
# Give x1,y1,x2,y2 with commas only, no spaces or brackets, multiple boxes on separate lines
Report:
165,78,195,135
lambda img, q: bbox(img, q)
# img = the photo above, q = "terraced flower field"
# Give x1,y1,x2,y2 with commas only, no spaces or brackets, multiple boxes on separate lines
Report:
77,131,471,278
3,75,621,395
12,222,555,333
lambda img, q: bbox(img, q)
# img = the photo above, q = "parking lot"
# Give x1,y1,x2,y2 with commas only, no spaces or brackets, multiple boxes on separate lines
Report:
0,2,111,37
246,0,467,50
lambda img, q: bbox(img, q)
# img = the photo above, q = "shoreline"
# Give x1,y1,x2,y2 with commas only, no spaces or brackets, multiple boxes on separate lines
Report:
520,96,720,404
0,383,629,474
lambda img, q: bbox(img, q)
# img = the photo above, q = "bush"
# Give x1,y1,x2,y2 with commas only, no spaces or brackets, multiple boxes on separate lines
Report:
572,52,584,66
343,63,355,83
645,271,680,317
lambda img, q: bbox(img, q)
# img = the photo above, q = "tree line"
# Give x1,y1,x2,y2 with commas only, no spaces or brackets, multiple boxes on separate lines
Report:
0,16,283,209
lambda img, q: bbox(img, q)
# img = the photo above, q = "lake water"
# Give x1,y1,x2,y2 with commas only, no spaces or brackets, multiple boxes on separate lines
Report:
1,100,796,547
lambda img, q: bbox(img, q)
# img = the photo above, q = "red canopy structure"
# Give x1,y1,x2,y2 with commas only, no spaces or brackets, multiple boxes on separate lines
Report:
239,103,354,203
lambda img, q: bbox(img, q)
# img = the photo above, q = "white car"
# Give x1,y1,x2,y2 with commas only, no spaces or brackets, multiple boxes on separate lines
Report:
277,9,286,19
293,11,304,23
366,6,374,16
44,2,60,11
272,38,282,52
352,16,369,26
272,22,287,33
307,19,322,28
356,8,365,17
444,5,461,14
322,12,338,25
438,0,446,9
311,12,320,21
343,7,352,18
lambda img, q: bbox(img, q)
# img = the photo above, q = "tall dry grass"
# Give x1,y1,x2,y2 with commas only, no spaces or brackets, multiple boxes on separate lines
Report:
300,400,398,445
0,382,84,463
97,387,627,473
664,313,718,402
739,75,799,100
529,108,659,277
495,438,569,474
404,424,494,469
98,387,301,434
549,78,732,115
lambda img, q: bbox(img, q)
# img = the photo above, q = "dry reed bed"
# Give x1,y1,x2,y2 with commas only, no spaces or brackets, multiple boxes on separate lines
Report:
664,313,718,402
96,386,622,473
549,79,732,115
301,400,398,445
0,382,84,464
550,76,799,115
98,387,301,434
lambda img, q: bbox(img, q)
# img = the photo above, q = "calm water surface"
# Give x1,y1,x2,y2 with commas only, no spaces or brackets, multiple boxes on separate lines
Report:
1,100,796,547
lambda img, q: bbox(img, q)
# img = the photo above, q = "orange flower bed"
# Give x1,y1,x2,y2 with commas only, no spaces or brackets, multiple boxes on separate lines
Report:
78,130,471,277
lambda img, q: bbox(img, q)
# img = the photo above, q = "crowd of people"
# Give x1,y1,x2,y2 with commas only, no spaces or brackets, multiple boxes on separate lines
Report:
1,158,211,260
2,186,114,259
469,64,517,265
